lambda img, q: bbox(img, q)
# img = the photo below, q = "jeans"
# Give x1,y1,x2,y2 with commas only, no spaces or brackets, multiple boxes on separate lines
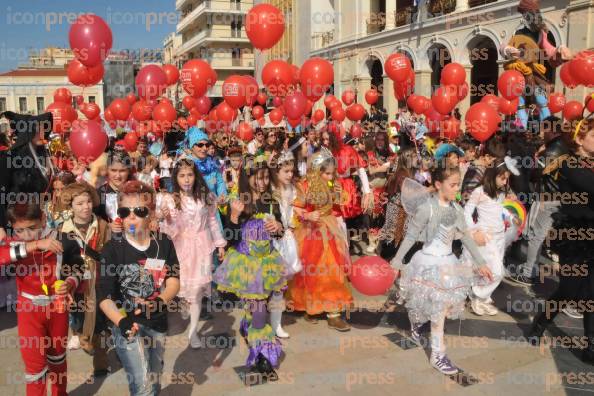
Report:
520,200,560,278
112,324,166,396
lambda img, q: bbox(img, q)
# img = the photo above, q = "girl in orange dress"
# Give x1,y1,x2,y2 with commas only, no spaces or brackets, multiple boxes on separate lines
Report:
287,149,353,331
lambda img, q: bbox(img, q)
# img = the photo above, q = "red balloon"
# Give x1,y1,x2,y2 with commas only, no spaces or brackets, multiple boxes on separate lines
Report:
81,102,100,120
560,62,578,89
481,94,500,112
136,65,168,101
243,76,260,106
162,64,179,86
350,123,363,138
457,82,469,101
123,132,139,152
46,102,77,134
104,108,115,123
290,64,300,86
177,117,188,130
75,95,85,106
284,91,307,119
256,92,268,105
424,106,445,134
54,88,72,104
126,93,137,105
586,93,594,113
548,93,566,114
385,53,412,82
132,100,152,122
441,116,461,140
67,59,104,87
365,89,379,105
195,96,212,115
342,89,356,106
217,101,237,122
406,94,419,111
440,63,466,86
346,103,366,121
110,98,131,121
411,96,431,115
223,75,248,109
271,96,282,108
312,109,325,124
186,114,198,127
152,101,177,129
305,99,314,115
300,57,334,101
432,86,458,115
245,3,285,50
237,122,254,142
262,60,292,95
562,100,584,121
349,256,396,296
569,51,594,87
70,120,108,163
324,95,337,108
331,106,346,122
182,96,196,111
269,108,284,125
69,14,113,67
252,105,265,119
180,59,216,98
499,97,519,116
287,118,301,128
465,102,501,142
498,70,525,100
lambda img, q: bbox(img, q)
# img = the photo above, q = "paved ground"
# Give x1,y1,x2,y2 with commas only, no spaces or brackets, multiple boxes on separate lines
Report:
0,253,593,395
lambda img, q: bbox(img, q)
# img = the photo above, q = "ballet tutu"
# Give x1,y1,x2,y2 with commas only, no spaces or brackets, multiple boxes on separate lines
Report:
214,245,287,300
273,229,302,277
401,243,473,324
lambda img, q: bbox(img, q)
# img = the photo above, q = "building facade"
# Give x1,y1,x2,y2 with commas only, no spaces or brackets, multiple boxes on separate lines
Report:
310,0,594,119
175,0,256,100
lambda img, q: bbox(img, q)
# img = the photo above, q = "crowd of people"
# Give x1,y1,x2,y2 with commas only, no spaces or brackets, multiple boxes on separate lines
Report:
0,102,593,395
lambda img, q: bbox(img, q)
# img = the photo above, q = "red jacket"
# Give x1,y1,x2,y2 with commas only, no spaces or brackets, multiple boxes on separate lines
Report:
0,233,84,297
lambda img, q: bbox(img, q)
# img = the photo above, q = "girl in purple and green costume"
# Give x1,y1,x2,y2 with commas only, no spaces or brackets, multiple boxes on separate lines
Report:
214,154,287,380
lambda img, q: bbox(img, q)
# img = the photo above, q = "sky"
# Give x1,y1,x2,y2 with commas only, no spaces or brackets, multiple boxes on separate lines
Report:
0,0,178,72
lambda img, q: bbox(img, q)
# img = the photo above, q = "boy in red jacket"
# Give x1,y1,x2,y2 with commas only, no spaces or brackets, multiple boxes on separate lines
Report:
0,203,83,396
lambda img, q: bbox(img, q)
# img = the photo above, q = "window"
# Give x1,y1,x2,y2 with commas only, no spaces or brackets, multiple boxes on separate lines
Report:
88,96,95,104
0,97,6,113
19,97,27,113
36,97,45,114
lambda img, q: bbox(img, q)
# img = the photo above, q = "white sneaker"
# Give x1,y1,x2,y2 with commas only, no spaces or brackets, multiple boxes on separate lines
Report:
481,301,499,316
562,306,584,319
189,333,204,349
470,299,485,316
274,326,290,339
430,353,459,375
68,335,81,350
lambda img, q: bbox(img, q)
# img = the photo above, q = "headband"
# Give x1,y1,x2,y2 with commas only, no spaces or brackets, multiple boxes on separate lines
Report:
497,156,520,176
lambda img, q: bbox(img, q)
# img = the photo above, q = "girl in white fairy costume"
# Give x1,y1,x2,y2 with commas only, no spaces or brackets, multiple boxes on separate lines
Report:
391,165,493,375
269,150,303,338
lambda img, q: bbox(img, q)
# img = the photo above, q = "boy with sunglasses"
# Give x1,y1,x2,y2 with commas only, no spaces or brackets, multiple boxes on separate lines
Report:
0,203,84,396
97,180,180,396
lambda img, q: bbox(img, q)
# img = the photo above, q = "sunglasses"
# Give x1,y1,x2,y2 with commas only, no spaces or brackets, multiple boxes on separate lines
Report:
194,142,212,148
117,206,150,219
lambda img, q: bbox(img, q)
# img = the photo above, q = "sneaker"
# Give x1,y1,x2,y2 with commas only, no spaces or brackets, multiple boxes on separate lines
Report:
410,324,423,345
562,306,584,319
68,335,81,350
303,313,318,324
470,299,485,316
189,333,204,349
508,273,537,286
481,301,499,316
430,353,460,375
327,315,351,332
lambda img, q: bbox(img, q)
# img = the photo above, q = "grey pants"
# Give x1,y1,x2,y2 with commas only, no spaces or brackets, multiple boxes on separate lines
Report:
519,200,560,278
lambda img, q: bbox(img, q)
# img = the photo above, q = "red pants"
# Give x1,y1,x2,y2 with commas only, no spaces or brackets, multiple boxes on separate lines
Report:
16,297,68,396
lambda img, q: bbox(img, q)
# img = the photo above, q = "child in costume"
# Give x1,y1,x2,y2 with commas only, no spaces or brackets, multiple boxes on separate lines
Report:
288,149,353,332
269,150,303,338
391,166,493,375
213,155,286,380
158,159,226,348
464,157,520,316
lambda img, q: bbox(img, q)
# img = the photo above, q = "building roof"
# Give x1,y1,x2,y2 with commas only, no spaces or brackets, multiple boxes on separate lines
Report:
0,67,68,77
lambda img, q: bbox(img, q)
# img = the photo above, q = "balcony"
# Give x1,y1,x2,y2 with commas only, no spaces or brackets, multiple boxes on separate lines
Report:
366,13,386,34
178,29,209,55
175,0,193,11
396,6,417,27
177,0,251,33
428,0,456,17
311,30,335,51
469,0,497,7
209,52,255,70
178,27,249,56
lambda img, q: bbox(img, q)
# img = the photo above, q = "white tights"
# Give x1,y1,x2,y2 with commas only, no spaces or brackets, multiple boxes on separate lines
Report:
187,285,208,339
430,312,446,355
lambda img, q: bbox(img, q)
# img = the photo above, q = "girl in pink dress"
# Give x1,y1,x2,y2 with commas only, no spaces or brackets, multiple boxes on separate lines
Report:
158,159,226,348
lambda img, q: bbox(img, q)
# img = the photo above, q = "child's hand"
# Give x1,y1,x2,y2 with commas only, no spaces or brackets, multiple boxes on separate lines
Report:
307,211,321,222
264,219,283,234
230,200,245,217
217,247,225,262
110,219,123,233
472,230,488,246
33,238,64,254
476,265,494,282
161,207,172,223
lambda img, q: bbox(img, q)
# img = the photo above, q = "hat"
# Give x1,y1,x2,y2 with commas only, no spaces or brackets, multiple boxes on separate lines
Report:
434,143,464,161
517,0,540,13
187,127,209,148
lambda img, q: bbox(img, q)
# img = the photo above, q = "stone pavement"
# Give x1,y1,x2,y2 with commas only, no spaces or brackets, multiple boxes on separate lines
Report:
0,274,593,395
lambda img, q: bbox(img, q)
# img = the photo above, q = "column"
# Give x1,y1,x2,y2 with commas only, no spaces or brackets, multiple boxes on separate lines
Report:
415,70,433,98
455,0,469,13
458,64,472,116
383,74,397,117
358,76,373,106
385,0,397,30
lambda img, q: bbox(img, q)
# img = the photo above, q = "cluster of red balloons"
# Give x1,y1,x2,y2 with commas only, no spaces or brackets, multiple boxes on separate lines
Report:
46,88,78,134
67,14,112,88
385,53,415,101
561,51,594,89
